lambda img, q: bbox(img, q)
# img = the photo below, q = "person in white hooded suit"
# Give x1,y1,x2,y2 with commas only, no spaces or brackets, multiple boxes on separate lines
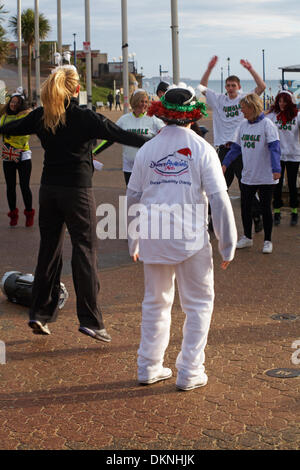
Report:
126,85,237,391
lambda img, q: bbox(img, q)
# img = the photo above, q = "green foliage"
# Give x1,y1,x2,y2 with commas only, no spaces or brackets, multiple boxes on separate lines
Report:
40,42,52,63
9,8,50,101
0,24,8,65
0,3,8,65
9,8,50,45
92,85,114,105
0,2,7,23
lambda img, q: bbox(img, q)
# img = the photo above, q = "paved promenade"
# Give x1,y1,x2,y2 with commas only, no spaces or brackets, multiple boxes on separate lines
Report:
0,107,299,451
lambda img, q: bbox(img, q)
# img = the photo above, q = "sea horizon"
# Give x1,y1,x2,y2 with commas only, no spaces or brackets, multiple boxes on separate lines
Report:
143,78,284,98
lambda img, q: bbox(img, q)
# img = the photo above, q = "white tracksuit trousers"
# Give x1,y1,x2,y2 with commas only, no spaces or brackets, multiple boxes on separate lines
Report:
137,243,214,387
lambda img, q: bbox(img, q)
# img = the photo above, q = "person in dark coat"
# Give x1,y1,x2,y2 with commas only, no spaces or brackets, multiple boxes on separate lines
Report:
0,65,149,342
107,92,114,111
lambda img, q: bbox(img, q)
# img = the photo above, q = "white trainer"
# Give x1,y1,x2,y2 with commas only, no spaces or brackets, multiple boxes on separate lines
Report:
176,376,208,391
236,236,253,249
262,241,273,254
139,367,172,385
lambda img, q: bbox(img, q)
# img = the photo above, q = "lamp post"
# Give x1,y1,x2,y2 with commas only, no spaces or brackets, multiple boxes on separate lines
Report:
63,51,71,65
54,52,61,66
119,55,123,89
262,49,266,110
221,67,223,93
121,0,129,114
170,0,180,85
131,52,136,74
159,64,168,80
85,0,92,110
227,57,230,77
57,0,62,55
17,0,22,89
34,0,40,106
128,52,133,73
73,33,77,67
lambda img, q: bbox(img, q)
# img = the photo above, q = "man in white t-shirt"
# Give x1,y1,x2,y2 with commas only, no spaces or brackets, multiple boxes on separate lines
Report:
200,56,266,231
126,85,237,391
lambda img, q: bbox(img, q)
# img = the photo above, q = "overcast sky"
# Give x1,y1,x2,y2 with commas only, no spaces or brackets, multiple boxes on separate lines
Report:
3,0,300,81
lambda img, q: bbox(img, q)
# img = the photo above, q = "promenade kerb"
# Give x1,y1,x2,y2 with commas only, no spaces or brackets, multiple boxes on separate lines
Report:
0,101,299,449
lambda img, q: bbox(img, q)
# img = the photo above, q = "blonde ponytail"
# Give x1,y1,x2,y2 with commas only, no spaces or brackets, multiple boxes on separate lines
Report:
41,65,79,134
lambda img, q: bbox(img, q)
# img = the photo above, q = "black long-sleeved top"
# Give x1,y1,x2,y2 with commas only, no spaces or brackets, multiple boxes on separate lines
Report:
0,98,149,187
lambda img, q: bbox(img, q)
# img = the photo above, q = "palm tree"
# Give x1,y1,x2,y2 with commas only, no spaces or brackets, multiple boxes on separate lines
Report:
0,2,6,17
9,8,50,102
0,3,9,66
0,24,8,67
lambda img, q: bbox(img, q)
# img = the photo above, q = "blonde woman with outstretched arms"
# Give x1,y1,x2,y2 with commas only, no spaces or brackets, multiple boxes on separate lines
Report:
0,65,149,341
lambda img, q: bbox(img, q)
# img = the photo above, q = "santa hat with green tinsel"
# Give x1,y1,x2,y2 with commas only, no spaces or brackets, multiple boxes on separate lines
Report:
148,82,207,125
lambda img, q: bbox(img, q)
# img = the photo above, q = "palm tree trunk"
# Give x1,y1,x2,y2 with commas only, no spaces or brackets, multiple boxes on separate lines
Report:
27,43,32,103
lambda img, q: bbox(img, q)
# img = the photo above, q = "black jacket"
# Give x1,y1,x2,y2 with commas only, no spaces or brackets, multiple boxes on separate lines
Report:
0,98,149,187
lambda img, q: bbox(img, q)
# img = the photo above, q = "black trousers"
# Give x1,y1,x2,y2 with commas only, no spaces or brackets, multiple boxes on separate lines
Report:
218,146,261,219
3,159,33,211
29,185,104,330
273,160,299,209
241,183,274,241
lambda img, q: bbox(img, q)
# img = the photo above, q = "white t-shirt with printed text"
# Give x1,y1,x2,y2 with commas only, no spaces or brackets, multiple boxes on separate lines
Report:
116,112,165,172
206,89,251,146
267,112,300,162
128,125,227,264
234,117,280,185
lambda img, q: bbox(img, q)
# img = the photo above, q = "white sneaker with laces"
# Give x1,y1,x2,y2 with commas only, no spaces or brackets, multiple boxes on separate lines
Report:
139,367,172,385
236,236,253,249
262,241,273,254
176,375,208,391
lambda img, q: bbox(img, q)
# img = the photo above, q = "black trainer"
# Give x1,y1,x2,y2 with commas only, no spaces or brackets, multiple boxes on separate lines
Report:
291,213,298,226
79,326,111,343
274,212,281,226
28,320,51,335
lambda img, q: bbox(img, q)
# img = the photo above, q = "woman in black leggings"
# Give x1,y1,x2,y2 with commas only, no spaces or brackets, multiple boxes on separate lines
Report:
3,159,32,218
240,184,274,243
0,92,34,226
266,91,300,226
